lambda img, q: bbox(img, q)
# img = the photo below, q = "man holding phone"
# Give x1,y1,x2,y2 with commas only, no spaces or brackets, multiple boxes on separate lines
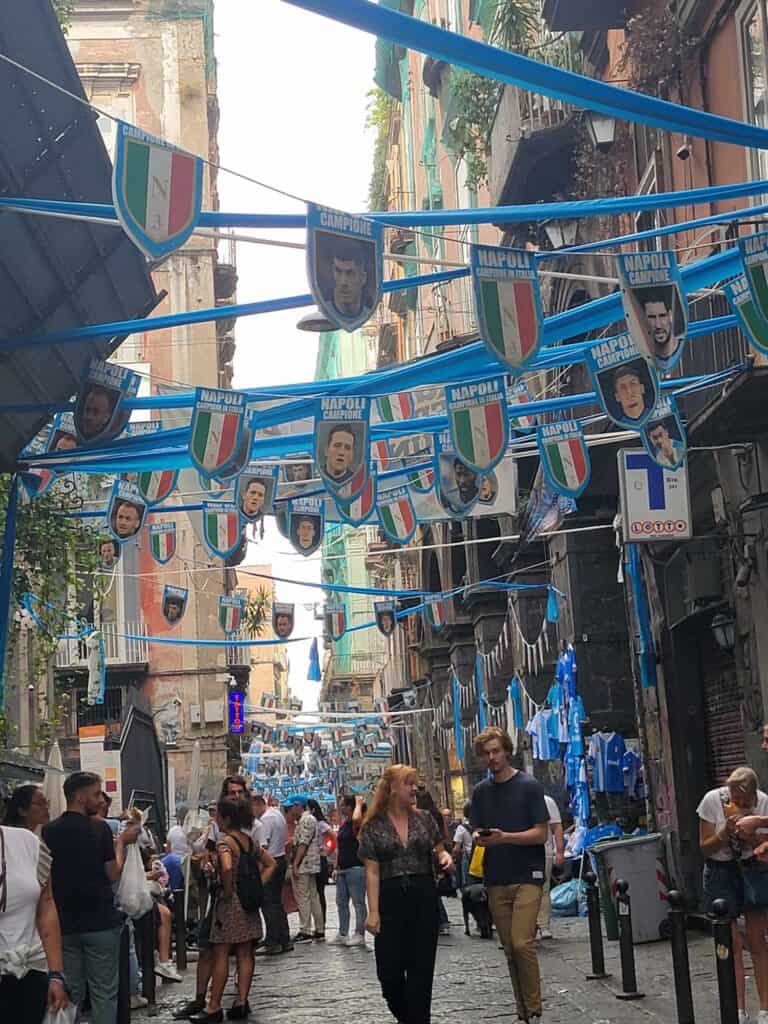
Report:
470,727,549,1023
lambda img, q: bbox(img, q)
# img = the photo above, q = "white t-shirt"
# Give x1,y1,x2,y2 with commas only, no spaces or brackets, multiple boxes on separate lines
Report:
0,826,47,975
260,806,288,858
166,825,189,856
544,795,562,858
697,786,768,861
453,822,473,857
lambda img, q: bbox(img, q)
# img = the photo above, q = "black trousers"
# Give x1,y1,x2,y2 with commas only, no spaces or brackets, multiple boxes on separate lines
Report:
316,857,330,921
375,875,439,1024
0,969,48,1024
263,855,290,947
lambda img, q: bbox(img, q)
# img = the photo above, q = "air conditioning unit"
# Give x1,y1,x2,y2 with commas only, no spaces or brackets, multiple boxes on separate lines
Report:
190,704,201,725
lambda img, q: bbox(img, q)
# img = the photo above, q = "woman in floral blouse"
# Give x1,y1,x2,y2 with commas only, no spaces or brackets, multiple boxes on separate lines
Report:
358,765,454,1024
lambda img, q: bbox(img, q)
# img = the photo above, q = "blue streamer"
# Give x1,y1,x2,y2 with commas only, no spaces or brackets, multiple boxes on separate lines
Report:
452,672,464,762
625,545,657,690
475,654,487,730
546,588,560,623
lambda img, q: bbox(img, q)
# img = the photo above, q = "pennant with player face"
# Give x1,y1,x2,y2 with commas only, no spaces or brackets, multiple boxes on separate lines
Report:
641,395,687,471
149,521,176,564
616,251,688,372
273,602,295,640
434,430,481,518
325,604,347,641
112,121,203,261
135,469,178,507
376,392,414,422
219,594,244,634
74,359,140,444
506,377,536,431
97,536,120,572
740,230,768,323
425,597,447,631
162,585,188,626
314,396,370,500
189,388,248,478
281,458,314,487
377,484,417,545
334,471,377,527
725,273,768,357
236,463,278,522
585,335,659,431
306,203,383,332
472,244,543,372
536,420,590,498
374,601,398,637
106,479,147,545
201,500,243,559
445,376,508,474
289,496,324,557
46,413,78,454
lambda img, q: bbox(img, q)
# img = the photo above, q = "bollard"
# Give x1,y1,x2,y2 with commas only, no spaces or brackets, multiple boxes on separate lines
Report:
615,878,645,1000
668,890,695,1024
584,870,610,980
172,889,187,971
117,922,131,1024
711,899,739,1024
137,908,157,1007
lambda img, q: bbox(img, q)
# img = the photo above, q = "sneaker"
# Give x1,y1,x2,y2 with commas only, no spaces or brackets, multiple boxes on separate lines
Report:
130,994,149,1009
172,999,205,1020
313,931,325,941
539,927,553,940
292,932,314,943
226,1002,250,1021
327,932,348,945
254,944,282,956
346,933,365,947
155,960,183,982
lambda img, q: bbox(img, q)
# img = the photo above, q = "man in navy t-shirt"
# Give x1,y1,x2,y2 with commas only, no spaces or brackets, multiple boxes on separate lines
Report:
471,726,549,1022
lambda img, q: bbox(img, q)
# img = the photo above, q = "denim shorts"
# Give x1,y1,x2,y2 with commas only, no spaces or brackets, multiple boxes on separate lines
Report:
703,859,744,919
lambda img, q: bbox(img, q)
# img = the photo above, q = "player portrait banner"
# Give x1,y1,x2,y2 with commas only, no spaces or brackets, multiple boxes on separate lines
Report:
136,469,178,507
314,395,370,500
201,500,243,560
725,274,768,357
425,597,447,631
106,479,147,546
434,430,481,518
288,496,324,557
334,471,377,527
445,376,508,474
236,463,278,522
189,387,247,478
536,420,590,499
641,395,687,471
325,605,347,641
74,359,140,444
306,203,383,332
376,392,414,422
506,378,536,431
162,585,188,626
112,121,203,261
739,230,768,323
374,601,397,637
273,602,295,640
472,244,543,372
585,335,659,432
149,521,176,564
616,251,688,371
97,536,120,572
281,458,314,487
218,595,243,634
377,484,417,545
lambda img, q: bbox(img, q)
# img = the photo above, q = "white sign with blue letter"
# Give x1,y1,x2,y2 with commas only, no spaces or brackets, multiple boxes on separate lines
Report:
617,449,691,543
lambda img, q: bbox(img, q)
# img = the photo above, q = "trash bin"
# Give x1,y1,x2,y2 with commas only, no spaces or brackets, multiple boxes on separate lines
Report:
589,848,619,941
590,833,668,943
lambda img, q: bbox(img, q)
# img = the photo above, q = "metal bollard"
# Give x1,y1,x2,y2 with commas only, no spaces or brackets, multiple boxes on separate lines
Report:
172,889,187,971
615,878,645,1000
117,922,131,1024
668,890,695,1024
584,870,610,980
137,908,157,1007
711,899,739,1024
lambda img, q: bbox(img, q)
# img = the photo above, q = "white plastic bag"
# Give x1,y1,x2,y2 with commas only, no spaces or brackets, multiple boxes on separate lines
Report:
117,842,153,919
42,1006,77,1024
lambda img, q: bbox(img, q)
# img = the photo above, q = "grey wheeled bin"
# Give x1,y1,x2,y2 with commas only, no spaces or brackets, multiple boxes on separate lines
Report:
590,833,669,943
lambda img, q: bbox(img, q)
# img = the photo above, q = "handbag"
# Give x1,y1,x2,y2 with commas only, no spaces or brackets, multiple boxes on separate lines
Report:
740,858,768,909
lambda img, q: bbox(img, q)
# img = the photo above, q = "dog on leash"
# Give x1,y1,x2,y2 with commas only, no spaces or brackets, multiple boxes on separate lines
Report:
461,881,493,939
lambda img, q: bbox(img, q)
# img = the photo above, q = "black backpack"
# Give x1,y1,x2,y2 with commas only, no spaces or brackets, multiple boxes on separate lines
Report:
232,834,264,912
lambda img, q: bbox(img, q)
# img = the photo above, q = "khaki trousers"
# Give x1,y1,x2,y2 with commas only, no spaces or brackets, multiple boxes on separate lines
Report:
293,869,324,936
537,853,553,929
488,883,543,1019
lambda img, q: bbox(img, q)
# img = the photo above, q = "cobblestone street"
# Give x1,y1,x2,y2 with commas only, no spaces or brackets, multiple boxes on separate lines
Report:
136,891,739,1024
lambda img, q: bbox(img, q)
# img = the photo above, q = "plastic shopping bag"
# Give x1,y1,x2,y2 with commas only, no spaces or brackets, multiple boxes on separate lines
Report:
42,1006,77,1024
117,842,153,919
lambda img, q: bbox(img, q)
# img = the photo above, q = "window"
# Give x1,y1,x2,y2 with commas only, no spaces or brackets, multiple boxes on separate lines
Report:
634,151,665,252
738,0,768,182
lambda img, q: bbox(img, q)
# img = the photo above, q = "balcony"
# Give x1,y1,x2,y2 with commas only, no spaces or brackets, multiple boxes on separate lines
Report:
55,622,149,671
225,631,251,669
542,0,628,32
327,653,384,681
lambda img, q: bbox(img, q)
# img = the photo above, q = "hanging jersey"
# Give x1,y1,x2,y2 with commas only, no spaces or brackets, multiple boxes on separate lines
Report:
546,681,563,711
588,732,627,792
622,749,644,800
564,749,581,789
508,677,525,730
525,709,561,760
572,758,591,823
556,644,578,699
567,696,587,754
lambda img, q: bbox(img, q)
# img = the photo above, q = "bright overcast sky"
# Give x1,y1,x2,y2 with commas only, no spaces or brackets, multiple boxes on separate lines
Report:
215,0,375,709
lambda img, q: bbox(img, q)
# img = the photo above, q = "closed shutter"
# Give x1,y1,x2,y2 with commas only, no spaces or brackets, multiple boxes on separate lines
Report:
703,657,744,788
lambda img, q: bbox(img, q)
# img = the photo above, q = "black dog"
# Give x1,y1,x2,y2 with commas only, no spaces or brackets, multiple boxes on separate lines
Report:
461,882,493,939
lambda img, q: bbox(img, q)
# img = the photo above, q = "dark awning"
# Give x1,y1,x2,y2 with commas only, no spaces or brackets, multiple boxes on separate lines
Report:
0,0,157,471
686,367,768,446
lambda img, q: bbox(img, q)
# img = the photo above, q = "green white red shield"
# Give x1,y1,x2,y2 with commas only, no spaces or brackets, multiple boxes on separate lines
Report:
472,245,543,372
740,230,768,323
377,486,416,545
334,473,377,526
445,377,508,473
326,606,346,640
189,389,247,478
219,596,243,634
149,522,176,564
136,470,177,506
536,421,590,499
376,392,414,421
201,501,242,559
425,598,447,631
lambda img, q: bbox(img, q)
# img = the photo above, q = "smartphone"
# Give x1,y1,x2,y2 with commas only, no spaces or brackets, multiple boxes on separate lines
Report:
478,829,493,837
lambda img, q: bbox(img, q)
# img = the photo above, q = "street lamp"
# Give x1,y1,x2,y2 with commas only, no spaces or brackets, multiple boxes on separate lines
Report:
296,307,335,332
585,110,617,153
541,218,579,250
711,611,736,653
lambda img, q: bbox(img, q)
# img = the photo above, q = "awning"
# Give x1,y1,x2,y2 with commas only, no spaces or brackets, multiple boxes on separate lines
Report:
0,748,48,793
686,367,768,446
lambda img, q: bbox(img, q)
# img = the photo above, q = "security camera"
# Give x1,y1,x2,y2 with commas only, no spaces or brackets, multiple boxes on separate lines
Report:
676,140,692,161
27,683,35,692
735,561,753,589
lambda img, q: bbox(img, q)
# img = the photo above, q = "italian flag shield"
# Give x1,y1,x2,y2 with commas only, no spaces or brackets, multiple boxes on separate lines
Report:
137,470,177,506
219,598,243,634
378,488,416,545
377,392,414,422
149,523,176,564
537,421,590,498
190,408,243,477
725,274,768,356
202,502,242,559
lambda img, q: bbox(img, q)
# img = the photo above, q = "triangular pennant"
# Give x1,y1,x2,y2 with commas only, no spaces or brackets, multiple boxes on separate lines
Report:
472,244,543,371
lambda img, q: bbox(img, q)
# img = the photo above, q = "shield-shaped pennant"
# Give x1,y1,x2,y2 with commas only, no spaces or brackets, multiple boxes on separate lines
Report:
408,463,436,494
46,412,78,453
136,469,178,507
536,420,591,499
616,251,688,372
162,585,188,626
506,377,536,431
273,602,295,640
641,395,687,472
198,471,233,496
325,605,347,641
377,484,417,545
236,463,278,522
314,396,370,500
335,471,377,527
425,597,447,632
374,601,398,637
740,230,768,323
434,430,480,518
112,121,203,261
149,521,176,564
201,500,243,559
106,479,148,546
585,335,659,431
376,392,414,422
189,387,247,478
472,244,543,372
74,359,140,444
125,420,162,437
306,203,383,332
219,594,244,634
725,273,768,357
288,496,324,557
20,468,55,501
371,439,392,473
445,376,508,474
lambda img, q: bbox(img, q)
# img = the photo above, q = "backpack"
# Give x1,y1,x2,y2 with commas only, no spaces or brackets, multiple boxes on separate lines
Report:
232,834,264,912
